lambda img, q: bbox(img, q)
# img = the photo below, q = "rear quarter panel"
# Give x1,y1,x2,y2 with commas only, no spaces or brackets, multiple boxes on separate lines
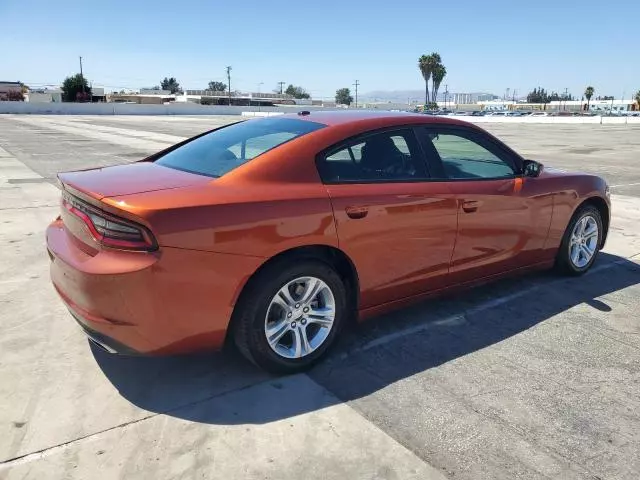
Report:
102,182,338,257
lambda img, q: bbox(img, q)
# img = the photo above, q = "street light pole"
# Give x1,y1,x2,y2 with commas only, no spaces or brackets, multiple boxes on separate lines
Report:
353,80,360,108
257,82,263,112
79,56,85,95
226,66,232,106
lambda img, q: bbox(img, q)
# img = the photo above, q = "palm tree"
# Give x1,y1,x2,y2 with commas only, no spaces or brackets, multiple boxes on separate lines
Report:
584,86,595,111
418,55,432,106
418,53,442,107
431,64,447,103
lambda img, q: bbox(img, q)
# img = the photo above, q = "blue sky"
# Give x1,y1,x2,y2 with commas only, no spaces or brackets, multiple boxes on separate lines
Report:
2,0,639,99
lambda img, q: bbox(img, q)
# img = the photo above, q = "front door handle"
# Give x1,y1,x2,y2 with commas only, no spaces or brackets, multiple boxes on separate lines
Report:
462,200,480,213
345,206,368,219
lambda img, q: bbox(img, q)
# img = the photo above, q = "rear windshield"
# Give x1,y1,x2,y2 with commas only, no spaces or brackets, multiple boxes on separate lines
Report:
155,117,325,178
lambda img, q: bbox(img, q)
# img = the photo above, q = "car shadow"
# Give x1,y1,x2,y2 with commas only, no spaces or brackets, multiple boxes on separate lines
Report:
93,252,640,425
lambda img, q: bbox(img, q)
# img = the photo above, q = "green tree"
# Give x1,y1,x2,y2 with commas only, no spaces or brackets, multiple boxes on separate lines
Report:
526,87,549,103
335,87,353,105
207,81,227,92
160,77,182,94
61,74,91,102
635,90,640,110
431,63,447,103
584,86,594,111
284,84,310,99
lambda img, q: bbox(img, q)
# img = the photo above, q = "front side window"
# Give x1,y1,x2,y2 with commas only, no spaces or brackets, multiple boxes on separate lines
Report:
156,117,325,177
319,129,427,183
428,132,515,179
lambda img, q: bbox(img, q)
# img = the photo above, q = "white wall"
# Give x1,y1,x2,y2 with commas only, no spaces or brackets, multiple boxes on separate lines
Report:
1,102,639,124
461,115,640,125
0,102,328,116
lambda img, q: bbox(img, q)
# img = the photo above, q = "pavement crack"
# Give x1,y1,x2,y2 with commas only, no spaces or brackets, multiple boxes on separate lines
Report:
0,204,58,211
0,376,276,469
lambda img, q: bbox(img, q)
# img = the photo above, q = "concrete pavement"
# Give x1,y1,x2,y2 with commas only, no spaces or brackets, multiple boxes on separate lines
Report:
1,115,639,480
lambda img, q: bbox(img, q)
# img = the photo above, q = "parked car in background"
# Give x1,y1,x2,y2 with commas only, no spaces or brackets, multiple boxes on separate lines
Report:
47,111,611,373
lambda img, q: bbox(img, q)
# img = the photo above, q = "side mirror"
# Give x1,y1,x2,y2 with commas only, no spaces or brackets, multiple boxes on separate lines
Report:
522,159,544,178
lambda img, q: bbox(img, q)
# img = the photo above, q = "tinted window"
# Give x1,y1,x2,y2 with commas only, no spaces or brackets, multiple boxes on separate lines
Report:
156,118,324,177
319,129,427,183
428,133,515,179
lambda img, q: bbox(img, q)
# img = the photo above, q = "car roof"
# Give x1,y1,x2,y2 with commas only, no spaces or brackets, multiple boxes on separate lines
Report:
276,110,471,128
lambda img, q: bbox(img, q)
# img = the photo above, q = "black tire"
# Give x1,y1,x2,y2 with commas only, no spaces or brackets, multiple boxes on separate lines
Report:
555,204,603,276
232,259,347,374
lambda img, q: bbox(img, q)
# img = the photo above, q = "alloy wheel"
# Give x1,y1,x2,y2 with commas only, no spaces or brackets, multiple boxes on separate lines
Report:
264,276,336,359
569,214,599,268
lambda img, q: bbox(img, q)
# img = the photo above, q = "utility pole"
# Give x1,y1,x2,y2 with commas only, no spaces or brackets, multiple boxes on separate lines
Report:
564,87,569,111
79,56,85,95
444,84,448,110
353,80,360,108
277,81,285,95
257,82,263,112
226,66,232,106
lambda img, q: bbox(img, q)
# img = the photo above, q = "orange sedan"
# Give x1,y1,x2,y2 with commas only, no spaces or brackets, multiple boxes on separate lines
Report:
46,111,611,373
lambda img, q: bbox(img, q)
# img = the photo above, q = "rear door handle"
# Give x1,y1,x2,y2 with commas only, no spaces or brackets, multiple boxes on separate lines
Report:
345,206,368,219
462,200,480,213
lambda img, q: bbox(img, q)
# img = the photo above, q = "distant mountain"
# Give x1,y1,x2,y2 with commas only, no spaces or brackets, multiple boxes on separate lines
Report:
360,90,425,103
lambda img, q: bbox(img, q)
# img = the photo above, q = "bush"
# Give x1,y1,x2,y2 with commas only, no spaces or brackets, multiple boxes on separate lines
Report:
0,90,24,101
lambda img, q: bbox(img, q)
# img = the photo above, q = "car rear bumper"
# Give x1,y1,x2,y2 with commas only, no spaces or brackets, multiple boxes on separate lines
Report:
69,309,140,355
46,218,264,355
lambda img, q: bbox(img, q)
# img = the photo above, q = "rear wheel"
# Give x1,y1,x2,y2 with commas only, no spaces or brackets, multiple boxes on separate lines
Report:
556,205,602,275
233,259,347,374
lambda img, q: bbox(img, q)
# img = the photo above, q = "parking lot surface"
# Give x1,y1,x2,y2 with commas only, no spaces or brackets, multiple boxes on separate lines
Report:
1,115,639,480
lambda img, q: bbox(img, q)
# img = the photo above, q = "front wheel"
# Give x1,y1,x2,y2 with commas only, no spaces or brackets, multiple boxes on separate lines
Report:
233,259,347,374
556,205,603,275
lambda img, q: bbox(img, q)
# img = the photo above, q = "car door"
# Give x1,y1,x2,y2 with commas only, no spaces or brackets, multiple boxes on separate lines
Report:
416,125,554,284
316,127,458,309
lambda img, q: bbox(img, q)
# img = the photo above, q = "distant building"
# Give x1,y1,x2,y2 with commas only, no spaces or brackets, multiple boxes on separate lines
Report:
180,90,311,106
27,88,63,103
476,93,499,102
0,81,22,95
437,92,498,103
139,89,172,95
549,99,637,113
109,93,175,104
477,100,516,111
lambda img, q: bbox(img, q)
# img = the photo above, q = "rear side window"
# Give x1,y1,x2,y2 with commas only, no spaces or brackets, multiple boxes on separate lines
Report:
156,118,325,178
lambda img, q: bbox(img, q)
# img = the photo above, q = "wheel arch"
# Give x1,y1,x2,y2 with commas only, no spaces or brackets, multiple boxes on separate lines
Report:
226,245,360,345
578,195,610,248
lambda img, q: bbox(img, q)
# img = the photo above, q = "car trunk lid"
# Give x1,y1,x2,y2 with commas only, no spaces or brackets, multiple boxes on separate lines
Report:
58,162,211,201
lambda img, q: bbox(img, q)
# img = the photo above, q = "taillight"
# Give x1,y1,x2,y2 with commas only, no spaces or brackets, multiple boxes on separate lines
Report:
62,192,157,251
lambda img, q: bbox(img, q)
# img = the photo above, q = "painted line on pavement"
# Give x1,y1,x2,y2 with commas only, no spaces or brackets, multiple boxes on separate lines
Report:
350,256,638,356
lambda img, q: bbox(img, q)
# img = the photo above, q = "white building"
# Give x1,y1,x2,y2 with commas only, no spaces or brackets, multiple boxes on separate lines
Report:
547,99,637,113
477,100,516,111
26,88,62,103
